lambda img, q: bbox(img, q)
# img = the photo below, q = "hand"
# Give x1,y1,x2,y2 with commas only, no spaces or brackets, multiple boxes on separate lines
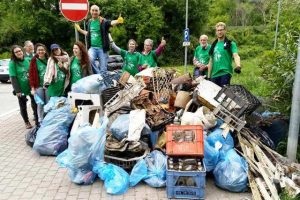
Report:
16,92,22,97
31,89,36,95
58,61,63,68
160,37,166,46
234,66,241,74
117,14,124,24
200,65,207,71
142,64,148,69
74,23,81,31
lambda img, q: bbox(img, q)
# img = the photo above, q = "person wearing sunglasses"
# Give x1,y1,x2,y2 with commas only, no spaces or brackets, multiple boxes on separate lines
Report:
9,45,38,129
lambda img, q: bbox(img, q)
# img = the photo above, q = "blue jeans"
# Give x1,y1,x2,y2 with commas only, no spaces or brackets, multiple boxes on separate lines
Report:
35,87,49,123
211,74,231,87
88,47,108,75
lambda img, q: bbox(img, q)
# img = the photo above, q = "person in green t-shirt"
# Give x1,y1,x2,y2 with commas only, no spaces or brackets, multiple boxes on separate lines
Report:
24,40,34,60
207,22,241,87
44,44,70,97
138,37,166,71
69,41,92,88
193,34,211,78
9,45,38,129
29,43,49,125
75,4,124,77
109,34,140,76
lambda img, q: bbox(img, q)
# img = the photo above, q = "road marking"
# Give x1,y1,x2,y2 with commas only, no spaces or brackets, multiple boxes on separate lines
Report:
0,108,19,119
61,3,87,10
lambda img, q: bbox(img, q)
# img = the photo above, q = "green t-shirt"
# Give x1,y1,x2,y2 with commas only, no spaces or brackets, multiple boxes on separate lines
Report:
25,53,34,60
139,50,158,68
9,58,31,95
211,41,238,78
70,57,82,85
120,49,140,76
90,20,102,47
47,64,66,97
194,44,211,75
36,58,47,87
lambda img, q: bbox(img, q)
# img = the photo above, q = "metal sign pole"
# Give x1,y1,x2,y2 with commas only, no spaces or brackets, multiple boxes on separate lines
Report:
184,0,188,74
75,28,79,42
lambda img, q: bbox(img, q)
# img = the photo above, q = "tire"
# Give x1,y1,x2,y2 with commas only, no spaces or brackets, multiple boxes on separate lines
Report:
0,80,8,83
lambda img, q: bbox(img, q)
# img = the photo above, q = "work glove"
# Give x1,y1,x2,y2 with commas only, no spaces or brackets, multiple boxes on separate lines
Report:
117,14,124,24
74,23,81,31
234,66,241,74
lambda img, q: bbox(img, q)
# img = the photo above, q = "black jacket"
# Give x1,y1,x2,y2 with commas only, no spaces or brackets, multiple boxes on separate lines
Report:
86,17,112,52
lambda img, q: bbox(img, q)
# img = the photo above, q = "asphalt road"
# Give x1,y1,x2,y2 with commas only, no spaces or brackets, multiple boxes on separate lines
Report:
0,82,18,118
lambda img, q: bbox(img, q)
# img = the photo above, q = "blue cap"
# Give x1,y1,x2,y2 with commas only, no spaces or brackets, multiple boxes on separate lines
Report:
50,43,60,50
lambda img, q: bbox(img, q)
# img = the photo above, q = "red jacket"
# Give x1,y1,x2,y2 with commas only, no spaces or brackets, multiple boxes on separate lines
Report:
29,55,40,89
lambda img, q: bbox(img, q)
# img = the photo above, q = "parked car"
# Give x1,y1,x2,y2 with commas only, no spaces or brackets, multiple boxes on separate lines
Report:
0,59,10,83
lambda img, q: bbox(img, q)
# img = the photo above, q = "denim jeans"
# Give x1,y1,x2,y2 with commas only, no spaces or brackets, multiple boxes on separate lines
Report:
35,87,49,123
88,47,108,75
211,73,231,87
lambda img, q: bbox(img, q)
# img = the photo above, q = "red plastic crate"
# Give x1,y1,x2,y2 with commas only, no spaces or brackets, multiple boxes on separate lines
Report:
166,125,204,157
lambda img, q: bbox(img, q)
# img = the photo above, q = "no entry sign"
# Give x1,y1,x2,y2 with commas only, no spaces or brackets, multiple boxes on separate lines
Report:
60,0,89,22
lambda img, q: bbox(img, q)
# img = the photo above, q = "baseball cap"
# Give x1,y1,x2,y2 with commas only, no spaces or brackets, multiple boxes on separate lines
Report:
50,43,60,50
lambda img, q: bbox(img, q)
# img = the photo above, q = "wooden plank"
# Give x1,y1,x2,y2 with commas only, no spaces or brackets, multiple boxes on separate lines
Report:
255,177,272,200
257,162,280,200
248,172,263,200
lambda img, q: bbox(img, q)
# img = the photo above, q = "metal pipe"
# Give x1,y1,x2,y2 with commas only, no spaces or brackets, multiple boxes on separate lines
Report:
184,0,188,73
287,37,300,161
274,0,281,49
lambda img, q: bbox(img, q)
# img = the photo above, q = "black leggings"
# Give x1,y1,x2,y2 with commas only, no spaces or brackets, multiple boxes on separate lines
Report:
17,94,38,123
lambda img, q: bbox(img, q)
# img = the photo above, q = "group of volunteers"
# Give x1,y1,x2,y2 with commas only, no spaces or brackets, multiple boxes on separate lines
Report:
8,4,241,130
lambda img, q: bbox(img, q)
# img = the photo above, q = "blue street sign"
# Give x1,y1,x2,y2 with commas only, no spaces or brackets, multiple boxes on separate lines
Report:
184,28,190,42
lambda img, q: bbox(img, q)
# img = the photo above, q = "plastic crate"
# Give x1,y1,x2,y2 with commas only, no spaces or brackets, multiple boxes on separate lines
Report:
166,125,204,157
214,84,261,117
213,105,246,132
166,163,206,199
101,86,121,105
104,148,149,171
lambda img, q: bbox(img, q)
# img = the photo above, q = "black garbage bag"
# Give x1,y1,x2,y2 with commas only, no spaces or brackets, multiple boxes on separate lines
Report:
25,126,39,147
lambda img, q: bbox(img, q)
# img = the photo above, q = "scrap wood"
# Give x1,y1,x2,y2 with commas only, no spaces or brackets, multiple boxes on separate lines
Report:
256,162,280,200
255,178,272,200
282,176,300,197
248,171,263,200
253,144,276,175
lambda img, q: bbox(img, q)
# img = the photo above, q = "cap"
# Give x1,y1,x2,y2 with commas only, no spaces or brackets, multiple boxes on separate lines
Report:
50,44,60,51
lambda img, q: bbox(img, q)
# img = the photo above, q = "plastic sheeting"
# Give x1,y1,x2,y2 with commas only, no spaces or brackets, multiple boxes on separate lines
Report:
33,97,75,156
71,74,107,94
213,149,248,192
110,114,130,141
56,116,108,185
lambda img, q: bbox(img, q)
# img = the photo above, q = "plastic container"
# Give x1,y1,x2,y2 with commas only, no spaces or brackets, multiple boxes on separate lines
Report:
166,125,204,157
101,86,121,105
166,163,206,199
214,84,261,117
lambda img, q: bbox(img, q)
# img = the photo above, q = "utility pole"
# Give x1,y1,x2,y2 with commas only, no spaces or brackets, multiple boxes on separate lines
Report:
287,37,300,161
274,0,281,49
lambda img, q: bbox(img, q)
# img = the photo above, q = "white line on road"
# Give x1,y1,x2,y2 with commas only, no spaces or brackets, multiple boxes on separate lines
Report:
61,3,87,10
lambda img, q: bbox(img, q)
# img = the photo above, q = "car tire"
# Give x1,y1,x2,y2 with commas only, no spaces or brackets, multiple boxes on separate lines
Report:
0,80,8,83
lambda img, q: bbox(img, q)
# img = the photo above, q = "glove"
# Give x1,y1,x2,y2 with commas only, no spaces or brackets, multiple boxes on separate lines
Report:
117,14,124,24
74,23,81,31
234,66,241,74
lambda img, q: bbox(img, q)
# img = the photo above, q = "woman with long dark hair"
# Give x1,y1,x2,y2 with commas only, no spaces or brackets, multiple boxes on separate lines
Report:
29,43,49,125
9,45,38,129
69,41,92,87
44,44,70,97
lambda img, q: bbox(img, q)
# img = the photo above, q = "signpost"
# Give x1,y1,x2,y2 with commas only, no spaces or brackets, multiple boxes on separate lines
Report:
183,0,189,73
60,0,89,41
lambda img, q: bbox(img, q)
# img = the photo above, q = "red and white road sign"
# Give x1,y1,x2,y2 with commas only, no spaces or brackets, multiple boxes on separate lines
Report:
60,0,89,22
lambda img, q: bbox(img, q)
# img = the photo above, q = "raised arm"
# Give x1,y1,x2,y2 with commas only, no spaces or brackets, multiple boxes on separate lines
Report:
155,37,166,56
108,34,121,54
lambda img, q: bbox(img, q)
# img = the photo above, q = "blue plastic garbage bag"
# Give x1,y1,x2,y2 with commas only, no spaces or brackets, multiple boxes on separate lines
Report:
206,128,234,149
93,162,129,195
56,116,109,184
144,150,167,187
129,159,148,187
33,99,75,156
71,74,108,94
203,140,219,172
213,149,248,192
110,114,129,141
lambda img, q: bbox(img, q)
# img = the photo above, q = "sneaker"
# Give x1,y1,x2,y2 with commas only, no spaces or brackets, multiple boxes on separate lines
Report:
25,122,32,129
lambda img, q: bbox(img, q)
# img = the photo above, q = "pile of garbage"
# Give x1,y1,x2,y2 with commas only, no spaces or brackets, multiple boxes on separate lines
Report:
25,67,299,199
